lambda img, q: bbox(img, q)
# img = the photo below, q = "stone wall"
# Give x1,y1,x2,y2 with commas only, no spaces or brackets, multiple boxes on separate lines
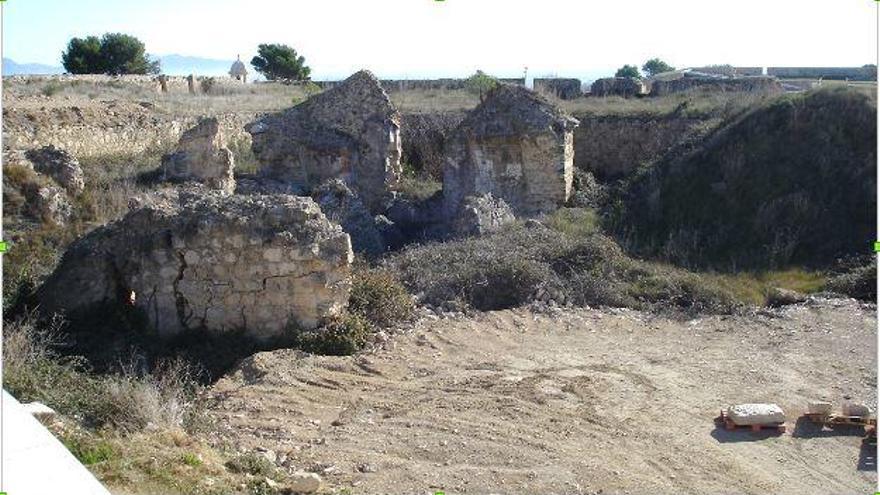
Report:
573,113,719,180
733,67,764,76
767,66,877,81
589,78,646,98
161,118,236,193
533,78,583,99
314,78,525,93
37,189,353,341
4,102,254,160
650,76,782,96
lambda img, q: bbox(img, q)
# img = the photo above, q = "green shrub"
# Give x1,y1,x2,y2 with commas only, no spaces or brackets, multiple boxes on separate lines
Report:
295,313,372,356
180,452,203,467
464,70,499,101
225,453,276,477
349,268,414,327
394,175,442,202
199,77,216,94
61,433,117,465
41,81,65,97
388,225,564,311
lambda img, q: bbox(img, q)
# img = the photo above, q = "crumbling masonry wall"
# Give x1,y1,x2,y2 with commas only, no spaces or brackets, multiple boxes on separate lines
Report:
248,70,402,213
37,190,353,341
443,85,579,217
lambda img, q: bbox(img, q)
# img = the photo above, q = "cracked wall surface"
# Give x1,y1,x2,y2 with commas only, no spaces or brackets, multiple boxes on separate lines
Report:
37,188,353,341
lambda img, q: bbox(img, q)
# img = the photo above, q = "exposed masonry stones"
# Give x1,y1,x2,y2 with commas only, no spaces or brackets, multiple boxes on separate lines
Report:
162,118,236,193
37,188,353,341
24,145,86,194
312,179,387,255
443,84,579,217
247,70,402,214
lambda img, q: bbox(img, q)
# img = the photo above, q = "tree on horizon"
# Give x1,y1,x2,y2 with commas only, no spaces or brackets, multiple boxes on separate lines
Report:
62,33,159,75
614,65,642,79
250,44,311,81
642,58,675,77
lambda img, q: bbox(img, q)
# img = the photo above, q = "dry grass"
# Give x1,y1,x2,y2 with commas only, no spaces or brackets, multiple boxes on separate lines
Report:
57,427,265,495
390,88,480,112
697,269,826,306
4,78,315,117
558,89,777,118
3,315,202,432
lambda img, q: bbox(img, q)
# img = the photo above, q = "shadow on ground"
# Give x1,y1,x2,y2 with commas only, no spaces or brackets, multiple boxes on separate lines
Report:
791,416,867,439
710,416,785,443
858,441,877,472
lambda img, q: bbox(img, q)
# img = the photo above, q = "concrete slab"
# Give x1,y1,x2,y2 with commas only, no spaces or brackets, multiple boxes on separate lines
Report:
1,390,111,494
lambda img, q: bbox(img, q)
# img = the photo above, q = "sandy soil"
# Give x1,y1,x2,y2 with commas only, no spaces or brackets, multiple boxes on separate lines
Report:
206,297,877,494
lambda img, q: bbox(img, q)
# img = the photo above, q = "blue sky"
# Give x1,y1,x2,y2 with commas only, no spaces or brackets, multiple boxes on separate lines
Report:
4,0,877,80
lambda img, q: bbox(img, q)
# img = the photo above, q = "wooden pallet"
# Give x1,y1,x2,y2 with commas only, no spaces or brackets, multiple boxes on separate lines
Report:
719,410,786,433
804,413,877,428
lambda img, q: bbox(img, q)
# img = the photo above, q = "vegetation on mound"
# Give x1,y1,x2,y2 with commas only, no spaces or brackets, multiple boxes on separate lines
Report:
613,87,877,270
387,213,740,314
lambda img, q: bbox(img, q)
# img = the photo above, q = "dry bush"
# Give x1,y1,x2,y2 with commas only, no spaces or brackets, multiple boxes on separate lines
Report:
3,315,202,432
294,313,373,356
386,221,739,313
349,267,415,327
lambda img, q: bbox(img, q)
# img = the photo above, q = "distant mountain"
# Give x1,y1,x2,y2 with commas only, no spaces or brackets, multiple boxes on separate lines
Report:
3,58,64,75
156,54,241,76
2,55,245,77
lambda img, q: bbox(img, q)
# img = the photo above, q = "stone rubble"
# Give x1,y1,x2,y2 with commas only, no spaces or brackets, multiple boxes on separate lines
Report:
451,193,516,237
24,145,86,194
29,185,72,225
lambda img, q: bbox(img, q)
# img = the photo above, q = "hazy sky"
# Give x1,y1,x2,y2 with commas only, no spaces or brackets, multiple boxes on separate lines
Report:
3,0,877,80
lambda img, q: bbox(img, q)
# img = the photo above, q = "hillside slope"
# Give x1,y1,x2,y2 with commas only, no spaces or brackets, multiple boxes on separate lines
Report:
616,87,876,269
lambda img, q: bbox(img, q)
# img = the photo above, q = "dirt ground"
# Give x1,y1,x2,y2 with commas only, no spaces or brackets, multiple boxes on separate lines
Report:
206,297,876,495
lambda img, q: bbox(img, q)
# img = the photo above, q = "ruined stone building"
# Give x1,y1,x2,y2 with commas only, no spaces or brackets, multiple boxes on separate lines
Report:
443,84,579,217
37,189,353,341
247,70,402,213
229,55,248,82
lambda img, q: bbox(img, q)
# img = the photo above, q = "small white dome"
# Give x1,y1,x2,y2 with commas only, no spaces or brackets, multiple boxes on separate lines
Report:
229,56,248,77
